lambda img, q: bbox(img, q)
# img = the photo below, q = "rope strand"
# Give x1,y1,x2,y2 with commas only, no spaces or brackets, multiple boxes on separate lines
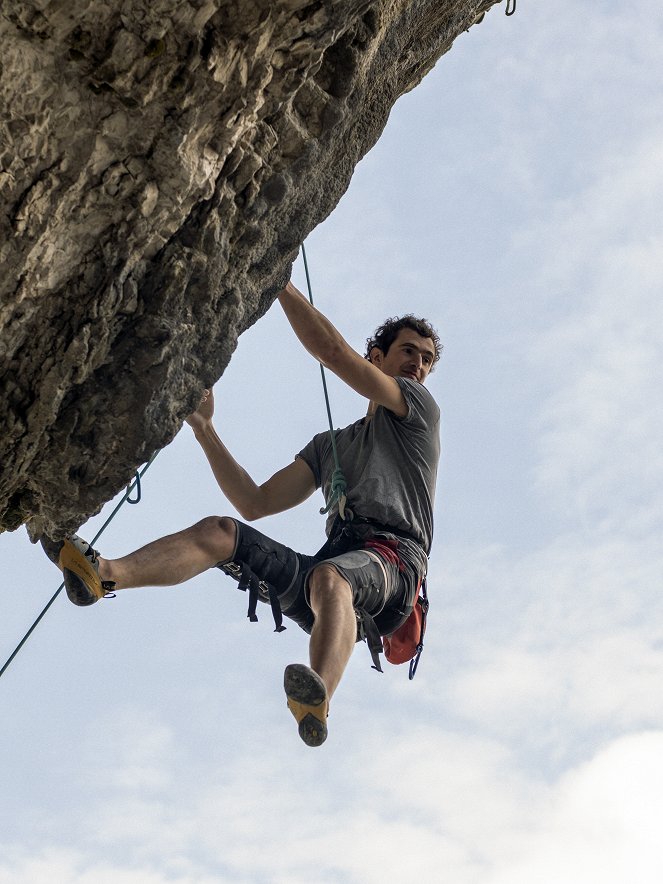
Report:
301,243,350,520
0,450,159,682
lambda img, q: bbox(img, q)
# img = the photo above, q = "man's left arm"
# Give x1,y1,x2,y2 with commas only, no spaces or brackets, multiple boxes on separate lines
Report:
277,280,408,417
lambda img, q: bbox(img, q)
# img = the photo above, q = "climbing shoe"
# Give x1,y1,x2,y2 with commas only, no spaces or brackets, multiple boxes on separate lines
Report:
40,534,115,606
284,663,329,747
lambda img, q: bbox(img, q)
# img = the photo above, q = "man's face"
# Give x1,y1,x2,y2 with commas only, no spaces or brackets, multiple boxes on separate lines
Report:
371,328,436,384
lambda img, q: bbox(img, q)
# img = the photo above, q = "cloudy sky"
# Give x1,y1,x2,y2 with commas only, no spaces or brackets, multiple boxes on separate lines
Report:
2,2,663,881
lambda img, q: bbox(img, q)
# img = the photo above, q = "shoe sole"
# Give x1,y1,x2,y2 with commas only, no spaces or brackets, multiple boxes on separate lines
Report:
284,663,329,747
63,568,102,606
41,535,105,605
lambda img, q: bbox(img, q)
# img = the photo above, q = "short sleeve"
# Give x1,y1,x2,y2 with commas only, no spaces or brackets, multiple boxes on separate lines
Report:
394,377,440,429
296,435,323,489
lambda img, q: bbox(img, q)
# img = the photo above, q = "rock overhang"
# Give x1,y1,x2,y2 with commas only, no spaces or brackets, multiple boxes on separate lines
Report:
0,0,500,538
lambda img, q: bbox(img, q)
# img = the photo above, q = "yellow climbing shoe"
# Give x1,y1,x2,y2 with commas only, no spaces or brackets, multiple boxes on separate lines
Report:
284,663,329,747
41,534,115,606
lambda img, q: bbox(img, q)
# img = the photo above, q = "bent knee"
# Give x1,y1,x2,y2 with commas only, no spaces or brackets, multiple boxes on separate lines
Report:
308,563,352,602
191,516,236,558
193,515,235,534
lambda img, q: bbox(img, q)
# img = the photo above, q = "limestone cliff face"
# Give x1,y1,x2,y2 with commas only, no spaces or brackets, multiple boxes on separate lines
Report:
0,0,498,538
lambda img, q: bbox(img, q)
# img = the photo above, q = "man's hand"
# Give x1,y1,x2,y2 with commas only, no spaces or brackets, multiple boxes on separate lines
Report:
183,383,316,519
185,388,214,431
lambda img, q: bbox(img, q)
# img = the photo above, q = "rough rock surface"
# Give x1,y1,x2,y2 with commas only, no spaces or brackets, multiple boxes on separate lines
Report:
0,0,499,539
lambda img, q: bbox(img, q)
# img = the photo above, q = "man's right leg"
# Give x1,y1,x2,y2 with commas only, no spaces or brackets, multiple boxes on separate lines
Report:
42,516,237,605
99,516,237,590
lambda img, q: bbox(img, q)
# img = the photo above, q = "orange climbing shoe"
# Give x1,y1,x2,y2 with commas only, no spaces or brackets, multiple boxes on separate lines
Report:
284,663,329,747
41,534,115,606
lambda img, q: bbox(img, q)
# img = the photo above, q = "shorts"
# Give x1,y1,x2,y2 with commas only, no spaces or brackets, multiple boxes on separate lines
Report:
216,518,421,639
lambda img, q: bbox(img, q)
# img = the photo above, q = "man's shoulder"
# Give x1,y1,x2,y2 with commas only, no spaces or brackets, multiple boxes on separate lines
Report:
302,417,363,452
393,377,440,423
396,376,438,401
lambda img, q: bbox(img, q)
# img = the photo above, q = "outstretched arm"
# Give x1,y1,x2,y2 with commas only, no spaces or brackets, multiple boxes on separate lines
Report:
277,280,407,417
186,389,316,520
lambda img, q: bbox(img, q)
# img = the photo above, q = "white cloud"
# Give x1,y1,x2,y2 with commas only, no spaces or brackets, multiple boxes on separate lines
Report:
81,706,175,792
516,135,663,531
435,531,663,748
4,730,662,884
0,847,218,884
487,732,663,884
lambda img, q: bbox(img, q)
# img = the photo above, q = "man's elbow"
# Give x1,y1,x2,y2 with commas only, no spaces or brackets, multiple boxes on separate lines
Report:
237,503,262,522
238,493,270,522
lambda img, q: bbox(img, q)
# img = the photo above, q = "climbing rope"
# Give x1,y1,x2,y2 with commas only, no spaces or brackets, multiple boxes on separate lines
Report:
301,242,350,521
0,450,159,682
505,0,516,15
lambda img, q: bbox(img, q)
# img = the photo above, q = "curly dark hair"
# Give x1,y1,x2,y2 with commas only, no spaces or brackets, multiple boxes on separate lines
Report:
365,315,442,370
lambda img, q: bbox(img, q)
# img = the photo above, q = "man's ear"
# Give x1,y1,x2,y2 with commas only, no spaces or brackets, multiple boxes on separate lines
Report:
369,345,384,367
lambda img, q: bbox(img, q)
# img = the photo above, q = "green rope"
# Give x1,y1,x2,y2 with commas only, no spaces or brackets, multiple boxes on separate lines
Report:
301,242,350,520
0,450,159,682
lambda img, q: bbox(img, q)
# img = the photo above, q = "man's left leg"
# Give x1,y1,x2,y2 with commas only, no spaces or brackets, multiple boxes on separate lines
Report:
284,545,408,746
307,563,357,698
284,562,358,748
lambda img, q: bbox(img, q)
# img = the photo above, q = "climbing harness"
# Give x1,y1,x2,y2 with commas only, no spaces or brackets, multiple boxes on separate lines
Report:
301,242,351,522
0,452,159,682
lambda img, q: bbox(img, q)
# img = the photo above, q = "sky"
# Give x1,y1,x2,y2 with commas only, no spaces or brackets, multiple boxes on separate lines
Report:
2,1,663,881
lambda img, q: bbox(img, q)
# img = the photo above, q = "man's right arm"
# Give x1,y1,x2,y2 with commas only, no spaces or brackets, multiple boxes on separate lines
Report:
186,389,316,520
277,281,408,417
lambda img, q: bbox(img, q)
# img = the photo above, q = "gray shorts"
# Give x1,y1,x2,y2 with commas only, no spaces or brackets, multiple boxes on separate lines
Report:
216,519,421,638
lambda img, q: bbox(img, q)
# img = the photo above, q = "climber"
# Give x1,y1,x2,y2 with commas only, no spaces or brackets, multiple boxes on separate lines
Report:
42,280,441,747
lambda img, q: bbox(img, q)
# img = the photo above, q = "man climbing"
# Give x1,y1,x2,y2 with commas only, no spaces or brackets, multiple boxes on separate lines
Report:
42,280,441,747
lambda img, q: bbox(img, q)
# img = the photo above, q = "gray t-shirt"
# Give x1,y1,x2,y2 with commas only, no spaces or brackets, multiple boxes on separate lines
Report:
297,377,440,572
